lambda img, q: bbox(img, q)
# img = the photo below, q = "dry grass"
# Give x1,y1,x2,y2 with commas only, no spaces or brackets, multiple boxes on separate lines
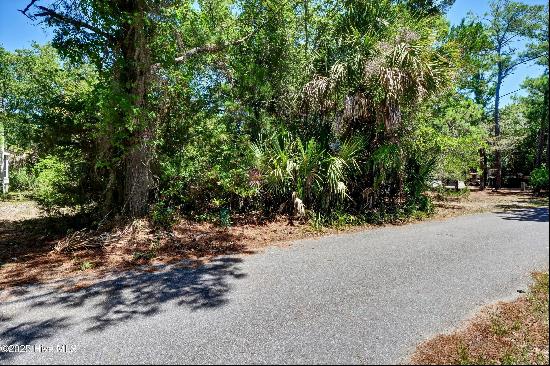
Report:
0,188,547,291
0,212,313,291
411,272,550,365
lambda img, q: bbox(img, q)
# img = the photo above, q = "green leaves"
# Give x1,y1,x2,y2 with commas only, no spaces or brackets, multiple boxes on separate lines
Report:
8,0,545,219
253,129,363,210
411,93,488,181
1,43,99,166
530,166,549,191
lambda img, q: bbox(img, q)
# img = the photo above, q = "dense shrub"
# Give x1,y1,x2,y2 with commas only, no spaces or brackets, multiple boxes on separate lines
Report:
9,167,36,191
6,1,544,225
150,201,178,228
530,166,549,192
33,155,85,212
158,116,259,214
253,129,364,213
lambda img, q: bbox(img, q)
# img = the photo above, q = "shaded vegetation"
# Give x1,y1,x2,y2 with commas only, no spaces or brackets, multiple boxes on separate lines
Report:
0,0,547,229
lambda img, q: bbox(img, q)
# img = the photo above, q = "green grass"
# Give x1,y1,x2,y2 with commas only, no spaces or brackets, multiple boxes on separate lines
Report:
0,190,34,202
434,187,471,201
79,260,95,271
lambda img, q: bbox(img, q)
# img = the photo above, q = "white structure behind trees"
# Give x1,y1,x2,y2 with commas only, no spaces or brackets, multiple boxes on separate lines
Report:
1,146,9,194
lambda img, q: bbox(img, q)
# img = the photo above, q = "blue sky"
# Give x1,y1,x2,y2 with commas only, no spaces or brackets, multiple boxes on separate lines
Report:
0,0,546,105
0,0,53,50
446,0,547,105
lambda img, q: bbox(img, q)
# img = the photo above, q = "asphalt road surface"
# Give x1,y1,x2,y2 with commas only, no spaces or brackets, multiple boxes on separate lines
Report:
1,207,548,364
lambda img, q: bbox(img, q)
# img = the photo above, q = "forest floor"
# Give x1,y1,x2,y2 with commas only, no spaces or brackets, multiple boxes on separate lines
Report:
411,271,549,365
0,188,548,291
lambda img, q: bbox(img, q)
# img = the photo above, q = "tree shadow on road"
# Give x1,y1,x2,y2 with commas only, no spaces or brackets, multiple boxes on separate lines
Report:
0,256,246,362
496,206,549,223
0,317,72,360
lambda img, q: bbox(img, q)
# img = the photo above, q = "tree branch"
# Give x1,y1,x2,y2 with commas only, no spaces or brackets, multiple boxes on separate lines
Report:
504,53,546,74
19,0,40,18
501,33,518,45
29,5,115,42
174,31,254,63
174,44,226,63
498,10,520,45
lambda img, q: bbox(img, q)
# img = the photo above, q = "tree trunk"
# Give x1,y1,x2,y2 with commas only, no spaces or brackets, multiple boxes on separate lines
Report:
479,148,487,190
494,150,502,189
124,10,153,217
535,87,549,168
493,62,503,190
304,0,309,56
124,131,154,216
547,98,550,169
106,0,154,217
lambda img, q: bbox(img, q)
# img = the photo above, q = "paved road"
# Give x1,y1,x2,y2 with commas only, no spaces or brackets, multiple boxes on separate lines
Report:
1,207,548,364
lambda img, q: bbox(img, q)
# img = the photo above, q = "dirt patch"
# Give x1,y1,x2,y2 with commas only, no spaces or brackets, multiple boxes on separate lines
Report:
0,212,313,291
0,200,43,221
0,189,547,291
432,188,548,219
410,272,549,365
